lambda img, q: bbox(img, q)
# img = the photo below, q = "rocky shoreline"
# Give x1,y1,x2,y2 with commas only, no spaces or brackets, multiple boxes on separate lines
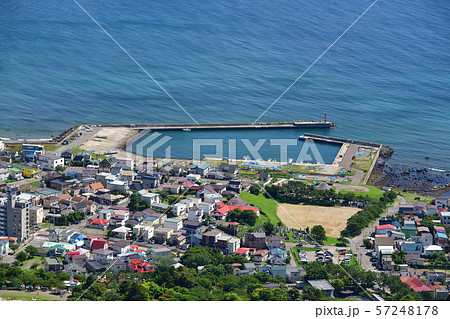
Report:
367,152,450,196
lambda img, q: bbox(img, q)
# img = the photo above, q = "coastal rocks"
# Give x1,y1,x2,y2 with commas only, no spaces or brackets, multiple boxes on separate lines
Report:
379,145,394,158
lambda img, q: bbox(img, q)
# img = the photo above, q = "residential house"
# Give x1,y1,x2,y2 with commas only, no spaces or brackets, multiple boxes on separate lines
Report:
142,175,159,189
173,202,187,217
227,180,242,193
198,202,215,215
99,157,117,173
61,150,73,164
183,220,203,235
401,242,423,255
374,236,395,260
37,153,64,170
433,226,448,246
270,265,287,279
405,254,426,266
215,235,241,254
120,170,135,182
425,272,447,285
186,174,201,183
375,224,396,235
107,180,129,192
424,245,443,256
132,225,154,242
402,221,417,238
218,163,239,179
116,158,135,170
92,249,114,263
307,280,335,297
112,226,131,239
107,258,127,272
267,236,284,250
0,239,9,256
154,227,173,244
12,163,38,178
151,247,171,259
44,257,62,273
29,205,44,225
128,260,155,273
88,218,109,230
187,209,203,222
0,169,9,181
163,184,181,194
252,249,269,262
235,247,256,259
90,238,109,251
244,232,267,249
243,263,257,274
401,277,433,299
202,230,221,248
440,211,450,226
85,260,107,273
164,218,183,232
189,162,210,175
137,190,161,205
110,240,131,255
286,265,301,283
434,197,448,209
381,256,395,271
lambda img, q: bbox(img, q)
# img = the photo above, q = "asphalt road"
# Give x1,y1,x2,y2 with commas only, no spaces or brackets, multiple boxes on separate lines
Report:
349,195,407,271
56,127,100,155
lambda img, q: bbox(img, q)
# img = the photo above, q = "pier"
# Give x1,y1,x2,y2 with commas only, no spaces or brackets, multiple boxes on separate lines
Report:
99,120,335,131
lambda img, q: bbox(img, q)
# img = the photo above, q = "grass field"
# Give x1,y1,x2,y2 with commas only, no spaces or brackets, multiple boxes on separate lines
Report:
240,191,281,224
44,144,61,152
0,293,59,301
339,185,384,201
277,204,360,237
396,190,433,204
324,236,339,246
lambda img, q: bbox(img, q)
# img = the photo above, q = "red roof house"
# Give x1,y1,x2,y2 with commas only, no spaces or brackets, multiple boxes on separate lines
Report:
401,277,433,293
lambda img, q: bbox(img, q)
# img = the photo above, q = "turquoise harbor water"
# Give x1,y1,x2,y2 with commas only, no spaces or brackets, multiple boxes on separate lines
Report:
0,0,449,170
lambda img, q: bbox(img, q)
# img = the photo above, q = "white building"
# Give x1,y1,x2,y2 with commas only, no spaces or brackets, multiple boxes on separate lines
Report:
116,158,135,170
187,209,203,222
186,174,201,183
0,169,9,181
172,203,187,217
440,211,450,226
37,153,64,170
137,190,161,205
424,245,444,256
133,225,154,242
164,218,183,231
203,193,223,204
98,209,113,220
151,247,171,259
199,202,215,215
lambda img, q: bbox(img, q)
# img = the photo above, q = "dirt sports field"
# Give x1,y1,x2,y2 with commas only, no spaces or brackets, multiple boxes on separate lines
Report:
276,204,360,237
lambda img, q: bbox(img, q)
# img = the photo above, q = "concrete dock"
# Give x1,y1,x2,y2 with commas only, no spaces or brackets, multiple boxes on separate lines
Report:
99,120,336,131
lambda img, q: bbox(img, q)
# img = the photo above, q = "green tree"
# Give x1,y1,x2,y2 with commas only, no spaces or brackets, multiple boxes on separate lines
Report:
311,225,326,244
263,221,275,236
302,286,325,301
25,246,38,258
249,185,260,195
15,252,28,264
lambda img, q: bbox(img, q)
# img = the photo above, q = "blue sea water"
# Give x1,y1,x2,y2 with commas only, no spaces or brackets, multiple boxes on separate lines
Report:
0,0,449,169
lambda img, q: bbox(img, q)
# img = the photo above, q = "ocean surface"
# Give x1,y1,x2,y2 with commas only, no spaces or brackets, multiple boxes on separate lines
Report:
0,0,449,170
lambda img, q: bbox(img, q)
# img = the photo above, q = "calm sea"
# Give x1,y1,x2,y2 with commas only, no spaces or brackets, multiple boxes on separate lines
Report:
0,0,449,169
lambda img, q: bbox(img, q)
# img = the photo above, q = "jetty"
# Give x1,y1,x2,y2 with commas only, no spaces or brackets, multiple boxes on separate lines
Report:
99,120,335,131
